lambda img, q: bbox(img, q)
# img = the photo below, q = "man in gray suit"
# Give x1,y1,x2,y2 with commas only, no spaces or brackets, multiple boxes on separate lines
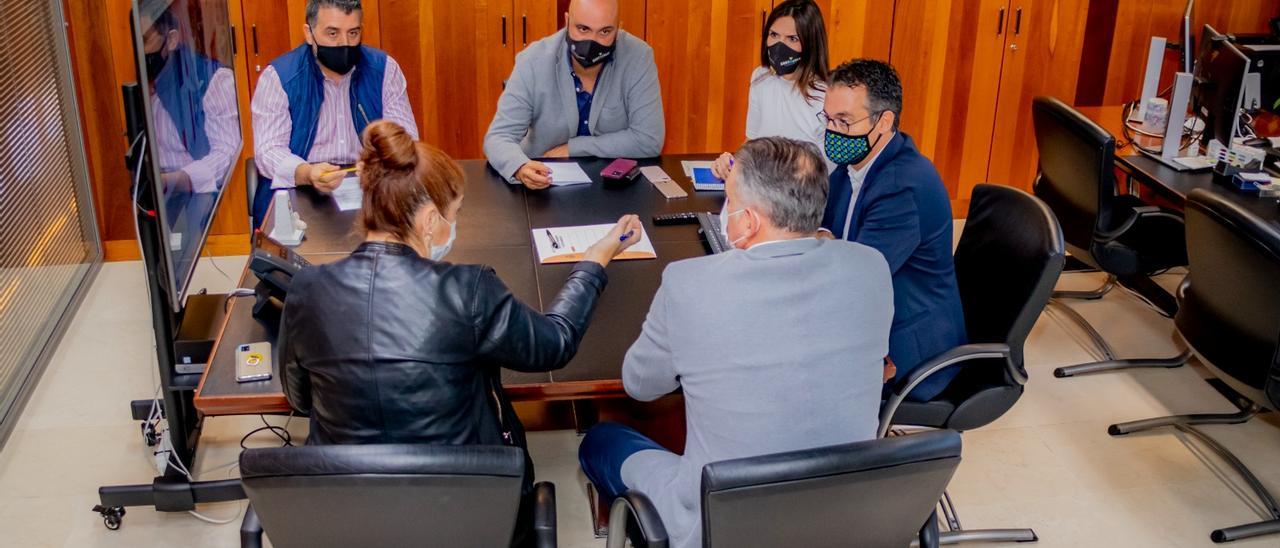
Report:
483,0,664,189
578,137,894,548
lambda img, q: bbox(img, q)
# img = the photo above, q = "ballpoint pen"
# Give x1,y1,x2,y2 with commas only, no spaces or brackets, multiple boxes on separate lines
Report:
619,230,635,242
546,229,560,250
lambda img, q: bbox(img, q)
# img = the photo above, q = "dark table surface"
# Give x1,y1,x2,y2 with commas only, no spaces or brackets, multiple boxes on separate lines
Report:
195,155,723,415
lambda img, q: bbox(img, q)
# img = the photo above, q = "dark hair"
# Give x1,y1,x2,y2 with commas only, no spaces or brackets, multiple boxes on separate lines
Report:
734,137,829,233
757,0,829,102
306,0,362,26
358,121,464,251
829,59,903,131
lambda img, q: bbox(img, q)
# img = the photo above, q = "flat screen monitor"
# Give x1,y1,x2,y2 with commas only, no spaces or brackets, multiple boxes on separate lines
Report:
1192,24,1250,150
131,0,242,309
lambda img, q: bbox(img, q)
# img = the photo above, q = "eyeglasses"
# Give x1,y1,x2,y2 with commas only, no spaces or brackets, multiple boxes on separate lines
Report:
816,111,877,134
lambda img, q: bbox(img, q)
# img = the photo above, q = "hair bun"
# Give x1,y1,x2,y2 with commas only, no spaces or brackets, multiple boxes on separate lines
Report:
361,120,417,171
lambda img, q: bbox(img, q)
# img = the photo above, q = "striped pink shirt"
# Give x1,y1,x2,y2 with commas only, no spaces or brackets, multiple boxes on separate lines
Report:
151,67,242,193
251,55,418,188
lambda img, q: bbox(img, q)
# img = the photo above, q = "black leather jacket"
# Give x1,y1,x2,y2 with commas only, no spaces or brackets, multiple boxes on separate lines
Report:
280,241,607,448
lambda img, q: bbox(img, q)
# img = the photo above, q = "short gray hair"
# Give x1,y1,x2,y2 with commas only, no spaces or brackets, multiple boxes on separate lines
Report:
306,0,362,26
733,137,829,233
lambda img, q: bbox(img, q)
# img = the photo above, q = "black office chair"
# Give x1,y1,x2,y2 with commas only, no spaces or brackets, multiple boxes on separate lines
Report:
880,183,1065,544
1030,96,1190,378
607,430,963,548
245,157,259,236
238,444,556,548
1108,189,1280,544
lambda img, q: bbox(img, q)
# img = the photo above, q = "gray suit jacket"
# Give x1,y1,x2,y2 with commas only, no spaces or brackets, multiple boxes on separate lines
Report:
621,238,894,548
483,29,665,182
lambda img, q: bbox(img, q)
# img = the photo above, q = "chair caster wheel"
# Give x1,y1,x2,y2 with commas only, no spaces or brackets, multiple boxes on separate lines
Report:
93,505,125,530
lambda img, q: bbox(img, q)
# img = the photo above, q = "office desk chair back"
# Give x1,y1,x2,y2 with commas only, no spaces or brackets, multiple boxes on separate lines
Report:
238,444,556,548
607,430,963,548
881,184,1065,435
1110,189,1280,543
1030,96,1191,378
878,184,1063,546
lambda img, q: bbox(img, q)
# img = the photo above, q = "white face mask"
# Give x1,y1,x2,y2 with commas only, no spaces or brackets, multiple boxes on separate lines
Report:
429,217,457,262
718,201,747,249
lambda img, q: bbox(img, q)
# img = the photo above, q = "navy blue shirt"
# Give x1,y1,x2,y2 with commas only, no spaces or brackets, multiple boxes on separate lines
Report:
568,53,607,137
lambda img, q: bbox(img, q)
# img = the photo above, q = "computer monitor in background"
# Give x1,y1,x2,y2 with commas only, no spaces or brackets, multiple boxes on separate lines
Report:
1192,24,1250,150
131,0,242,310
1181,0,1194,73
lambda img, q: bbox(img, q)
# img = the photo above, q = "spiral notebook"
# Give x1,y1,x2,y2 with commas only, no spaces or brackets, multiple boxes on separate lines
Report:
532,224,657,264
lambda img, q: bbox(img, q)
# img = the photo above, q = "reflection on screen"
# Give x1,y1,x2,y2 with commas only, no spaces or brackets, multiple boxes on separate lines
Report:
138,0,241,304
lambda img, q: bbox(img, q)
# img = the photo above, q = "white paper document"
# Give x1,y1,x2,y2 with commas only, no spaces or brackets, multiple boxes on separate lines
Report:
545,162,594,186
532,224,657,264
331,176,363,211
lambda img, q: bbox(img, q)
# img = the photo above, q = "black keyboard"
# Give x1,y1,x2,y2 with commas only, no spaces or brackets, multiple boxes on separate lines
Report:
696,212,731,254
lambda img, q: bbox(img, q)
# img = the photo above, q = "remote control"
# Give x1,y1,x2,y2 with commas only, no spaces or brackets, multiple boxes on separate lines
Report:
652,212,701,226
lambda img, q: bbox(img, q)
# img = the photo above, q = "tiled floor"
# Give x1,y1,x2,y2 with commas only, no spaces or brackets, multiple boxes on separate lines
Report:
4,236,1280,547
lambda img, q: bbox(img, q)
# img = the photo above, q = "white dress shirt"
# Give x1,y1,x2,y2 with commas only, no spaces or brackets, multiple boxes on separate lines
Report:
150,67,241,193
252,55,418,188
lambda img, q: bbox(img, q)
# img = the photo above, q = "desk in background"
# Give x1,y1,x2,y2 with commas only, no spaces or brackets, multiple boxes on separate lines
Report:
1077,106,1280,223
194,155,722,416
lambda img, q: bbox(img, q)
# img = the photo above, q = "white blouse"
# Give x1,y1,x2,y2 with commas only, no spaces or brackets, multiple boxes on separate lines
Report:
745,67,833,173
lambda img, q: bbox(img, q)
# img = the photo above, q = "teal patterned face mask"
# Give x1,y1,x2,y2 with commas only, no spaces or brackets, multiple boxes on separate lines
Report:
824,127,874,166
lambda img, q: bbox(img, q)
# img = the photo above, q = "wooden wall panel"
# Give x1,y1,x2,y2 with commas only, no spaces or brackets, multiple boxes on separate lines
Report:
891,0,1008,201
818,0,895,63
383,0,513,159
1077,0,1280,107
64,0,131,243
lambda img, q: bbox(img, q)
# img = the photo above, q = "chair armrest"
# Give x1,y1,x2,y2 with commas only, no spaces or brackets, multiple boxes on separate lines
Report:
878,343,1016,437
532,481,556,548
240,504,263,548
1094,205,1184,243
606,491,669,548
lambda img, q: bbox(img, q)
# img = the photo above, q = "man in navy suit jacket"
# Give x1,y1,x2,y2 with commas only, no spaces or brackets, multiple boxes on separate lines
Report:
818,59,966,401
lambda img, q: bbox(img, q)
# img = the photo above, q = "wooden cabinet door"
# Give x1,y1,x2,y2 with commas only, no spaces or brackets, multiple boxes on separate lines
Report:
891,0,1010,204
986,0,1088,191
382,0,514,159
242,1,296,94
648,0,771,153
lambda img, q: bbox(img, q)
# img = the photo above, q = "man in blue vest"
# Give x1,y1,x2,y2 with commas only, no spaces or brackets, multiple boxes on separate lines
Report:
818,59,967,402
250,0,417,227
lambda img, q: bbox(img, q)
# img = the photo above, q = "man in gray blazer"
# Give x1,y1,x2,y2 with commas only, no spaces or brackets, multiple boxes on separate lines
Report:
578,137,894,548
483,0,664,189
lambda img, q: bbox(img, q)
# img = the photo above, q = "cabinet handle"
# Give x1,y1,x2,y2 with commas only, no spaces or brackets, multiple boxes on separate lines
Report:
522,15,528,45
1015,7,1022,35
231,26,237,56
251,24,259,55
502,16,507,46
997,7,1005,35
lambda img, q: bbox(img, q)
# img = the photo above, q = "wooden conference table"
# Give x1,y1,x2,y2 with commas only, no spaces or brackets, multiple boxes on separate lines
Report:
1079,105,1280,222
194,155,723,416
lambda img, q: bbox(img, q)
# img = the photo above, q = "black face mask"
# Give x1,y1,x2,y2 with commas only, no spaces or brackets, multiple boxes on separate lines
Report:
314,43,361,74
767,41,802,76
145,50,167,80
566,34,615,68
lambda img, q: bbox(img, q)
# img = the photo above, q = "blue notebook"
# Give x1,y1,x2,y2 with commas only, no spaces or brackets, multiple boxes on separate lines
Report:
691,167,725,191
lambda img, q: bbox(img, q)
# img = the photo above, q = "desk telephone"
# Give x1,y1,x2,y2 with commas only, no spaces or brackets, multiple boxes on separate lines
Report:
249,249,306,324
